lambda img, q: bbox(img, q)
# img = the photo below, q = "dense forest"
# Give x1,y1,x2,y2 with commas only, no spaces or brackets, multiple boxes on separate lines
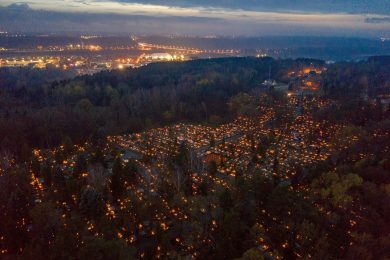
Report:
1,57,390,259
0,57,322,152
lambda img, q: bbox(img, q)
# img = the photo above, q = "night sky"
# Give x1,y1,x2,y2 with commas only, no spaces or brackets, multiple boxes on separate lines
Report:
0,0,389,36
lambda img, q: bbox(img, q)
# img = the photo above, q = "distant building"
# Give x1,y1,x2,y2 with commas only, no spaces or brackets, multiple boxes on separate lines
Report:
146,53,173,61
261,79,278,88
375,87,390,109
143,53,185,62
262,79,289,92
260,65,288,90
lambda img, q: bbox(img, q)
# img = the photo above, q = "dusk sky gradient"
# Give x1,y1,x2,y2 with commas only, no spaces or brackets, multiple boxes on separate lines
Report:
0,0,389,36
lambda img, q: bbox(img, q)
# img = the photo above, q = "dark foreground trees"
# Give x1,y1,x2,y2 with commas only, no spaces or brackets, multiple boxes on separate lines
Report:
0,57,389,259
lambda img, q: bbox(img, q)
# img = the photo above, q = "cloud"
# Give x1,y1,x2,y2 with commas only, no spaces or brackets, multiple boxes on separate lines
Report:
365,16,390,23
111,0,390,15
2,0,390,15
0,3,389,36
6,3,31,10
0,4,227,35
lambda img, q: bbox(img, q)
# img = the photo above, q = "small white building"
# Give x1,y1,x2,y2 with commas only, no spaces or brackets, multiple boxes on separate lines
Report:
147,53,174,61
